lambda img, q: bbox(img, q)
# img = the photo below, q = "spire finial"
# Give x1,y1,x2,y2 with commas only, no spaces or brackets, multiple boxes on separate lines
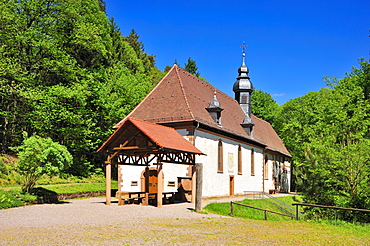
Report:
241,41,247,65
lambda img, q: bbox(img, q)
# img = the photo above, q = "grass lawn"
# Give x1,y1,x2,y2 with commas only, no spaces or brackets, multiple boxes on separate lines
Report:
203,195,370,244
35,180,118,194
205,195,302,221
0,177,118,209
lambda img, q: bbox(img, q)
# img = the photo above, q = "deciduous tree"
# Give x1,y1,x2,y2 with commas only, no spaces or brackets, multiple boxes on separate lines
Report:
275,60,370,222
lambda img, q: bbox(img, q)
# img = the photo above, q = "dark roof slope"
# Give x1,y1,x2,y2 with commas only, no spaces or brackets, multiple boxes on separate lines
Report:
115,65,291,157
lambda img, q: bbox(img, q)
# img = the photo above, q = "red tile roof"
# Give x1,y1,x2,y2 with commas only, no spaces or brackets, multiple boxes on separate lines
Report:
114,65,291,157
98,117,204,155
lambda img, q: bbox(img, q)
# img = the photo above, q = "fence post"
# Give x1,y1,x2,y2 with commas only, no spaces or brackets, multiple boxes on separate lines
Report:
295,205,299,220
230,201,234,216
264,210,267,220
334,210,337,226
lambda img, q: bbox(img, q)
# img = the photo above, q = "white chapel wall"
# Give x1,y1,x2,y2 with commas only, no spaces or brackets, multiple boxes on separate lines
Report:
194,130,265,197
118,161,188,192
118,127,289,196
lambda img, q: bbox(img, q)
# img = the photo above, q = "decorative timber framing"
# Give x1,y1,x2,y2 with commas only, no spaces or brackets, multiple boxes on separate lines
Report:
97,117,204,207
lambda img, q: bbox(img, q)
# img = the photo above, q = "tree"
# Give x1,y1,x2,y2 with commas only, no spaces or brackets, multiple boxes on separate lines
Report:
0,0,160,176
123,29,163,85
11,133,73,193
275,60,370,222
184,57,201,77
251,89,278,123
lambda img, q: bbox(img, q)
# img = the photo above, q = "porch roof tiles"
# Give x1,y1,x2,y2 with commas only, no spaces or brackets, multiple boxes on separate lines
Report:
98,117,204,155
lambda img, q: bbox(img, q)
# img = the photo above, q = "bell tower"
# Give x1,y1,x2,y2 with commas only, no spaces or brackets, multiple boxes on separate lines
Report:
233,43,254,135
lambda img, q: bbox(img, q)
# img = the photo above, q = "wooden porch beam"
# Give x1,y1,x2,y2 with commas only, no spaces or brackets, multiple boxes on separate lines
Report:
113,146,140,150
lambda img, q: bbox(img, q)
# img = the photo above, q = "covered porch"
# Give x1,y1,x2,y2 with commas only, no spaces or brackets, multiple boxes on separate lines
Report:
97,117,204,208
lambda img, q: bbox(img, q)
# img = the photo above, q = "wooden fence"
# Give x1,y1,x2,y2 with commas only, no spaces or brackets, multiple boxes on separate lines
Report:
230,201,295,220
292,203,370,224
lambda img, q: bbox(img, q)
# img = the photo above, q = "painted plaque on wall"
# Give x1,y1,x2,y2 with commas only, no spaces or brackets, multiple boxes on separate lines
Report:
228,152,234,173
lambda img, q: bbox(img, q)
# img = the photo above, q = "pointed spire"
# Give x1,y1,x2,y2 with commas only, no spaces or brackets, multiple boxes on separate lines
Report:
241,41,247,67
233,42,254,135
233,42,253,94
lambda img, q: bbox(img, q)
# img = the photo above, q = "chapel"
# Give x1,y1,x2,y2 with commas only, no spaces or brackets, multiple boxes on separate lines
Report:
98,52,291,203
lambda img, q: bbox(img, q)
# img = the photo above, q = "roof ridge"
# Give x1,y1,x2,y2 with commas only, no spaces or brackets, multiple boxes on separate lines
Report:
113,65,178,129
129,117,175,130
175,66,195,120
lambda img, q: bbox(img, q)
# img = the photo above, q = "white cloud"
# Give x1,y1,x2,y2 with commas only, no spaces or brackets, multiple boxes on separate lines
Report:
272,93,285,97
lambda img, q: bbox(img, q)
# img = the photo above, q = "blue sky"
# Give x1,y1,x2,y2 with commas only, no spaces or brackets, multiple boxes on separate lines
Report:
105,0,369,105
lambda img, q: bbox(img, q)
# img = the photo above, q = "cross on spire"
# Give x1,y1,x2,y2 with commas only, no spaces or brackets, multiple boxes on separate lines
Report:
241,41,247,56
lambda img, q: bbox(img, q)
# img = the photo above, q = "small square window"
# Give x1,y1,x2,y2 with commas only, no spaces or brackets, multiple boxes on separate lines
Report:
168,181,175,187
131,181,138,186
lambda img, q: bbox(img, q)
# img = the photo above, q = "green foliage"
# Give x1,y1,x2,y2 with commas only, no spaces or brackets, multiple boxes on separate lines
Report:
0,156,9,178
184,57,201,77
0,190,24,209
0,0,161,176
11,133,73,193
275,59,370,222
251,89,278,123
9,189,38,203
0,155,22,186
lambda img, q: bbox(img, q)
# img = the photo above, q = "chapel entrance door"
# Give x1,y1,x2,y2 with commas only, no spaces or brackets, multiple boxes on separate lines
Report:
229,175,234,195
148,169,158,193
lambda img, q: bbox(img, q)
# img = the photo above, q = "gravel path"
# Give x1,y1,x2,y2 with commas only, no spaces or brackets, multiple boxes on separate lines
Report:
0,197,253,245
1,198,227,228
1,194,357,246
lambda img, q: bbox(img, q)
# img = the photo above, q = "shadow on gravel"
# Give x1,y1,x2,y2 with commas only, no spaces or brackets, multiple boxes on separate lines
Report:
31,187,70,204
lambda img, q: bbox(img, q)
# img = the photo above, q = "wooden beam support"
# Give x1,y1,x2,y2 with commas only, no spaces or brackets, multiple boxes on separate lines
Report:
142,166,149,206
195,163,203,212
113,146,140,150
157,164,163,208
191,167,196,203
105,158,112,205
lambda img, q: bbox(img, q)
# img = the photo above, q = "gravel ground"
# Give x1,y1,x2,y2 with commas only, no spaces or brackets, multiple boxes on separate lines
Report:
1,194,364,245
0,196,253,245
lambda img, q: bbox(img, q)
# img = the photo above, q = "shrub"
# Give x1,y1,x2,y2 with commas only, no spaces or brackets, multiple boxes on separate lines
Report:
0,190,24,209
11,133,73,193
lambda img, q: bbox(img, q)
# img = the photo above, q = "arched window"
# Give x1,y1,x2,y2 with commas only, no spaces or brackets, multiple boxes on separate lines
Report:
238,145,242,175
218,140,223,173
251,149,255,176
264,155,269,180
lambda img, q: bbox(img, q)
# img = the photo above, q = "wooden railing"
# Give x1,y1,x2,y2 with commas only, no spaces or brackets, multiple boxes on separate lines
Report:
292,203,370,224
230,201,295,220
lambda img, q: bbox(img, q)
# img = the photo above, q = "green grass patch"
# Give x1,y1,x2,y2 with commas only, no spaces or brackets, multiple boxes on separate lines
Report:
1,176,118,209
36,180,118,194
203,195,370,240
204,195,301,222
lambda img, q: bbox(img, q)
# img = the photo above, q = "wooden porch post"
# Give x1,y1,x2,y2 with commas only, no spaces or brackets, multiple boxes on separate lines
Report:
105,159,112,205
195,163,203,212
157,164,163,207
191,166,196,203
143,166,149,206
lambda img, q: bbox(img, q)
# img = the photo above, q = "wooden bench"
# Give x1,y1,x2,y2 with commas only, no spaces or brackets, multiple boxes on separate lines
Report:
116,191,175,206
116,191,145,205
